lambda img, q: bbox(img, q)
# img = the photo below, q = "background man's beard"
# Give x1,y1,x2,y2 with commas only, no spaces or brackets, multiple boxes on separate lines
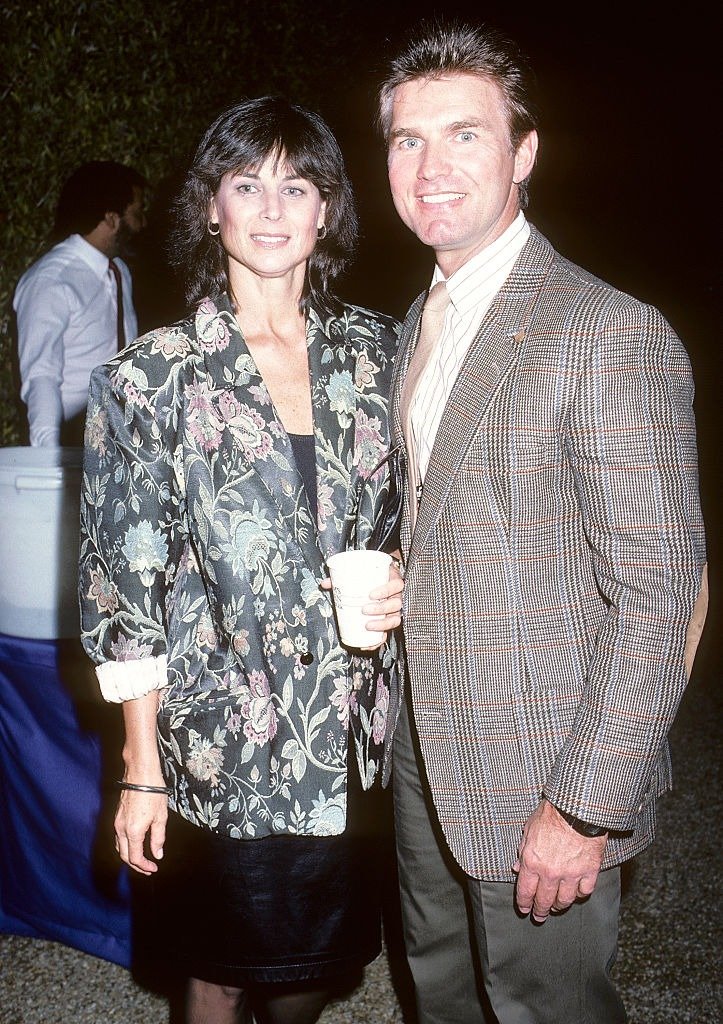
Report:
116,219,141,261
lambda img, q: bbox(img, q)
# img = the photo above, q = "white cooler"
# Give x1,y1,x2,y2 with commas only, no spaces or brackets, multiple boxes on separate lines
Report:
0,446,83,639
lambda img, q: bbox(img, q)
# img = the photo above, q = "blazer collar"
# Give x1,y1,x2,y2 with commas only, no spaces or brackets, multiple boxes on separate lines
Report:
194,293,256,389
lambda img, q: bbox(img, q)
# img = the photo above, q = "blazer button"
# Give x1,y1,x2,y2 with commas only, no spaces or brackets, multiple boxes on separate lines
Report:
300,652,314,665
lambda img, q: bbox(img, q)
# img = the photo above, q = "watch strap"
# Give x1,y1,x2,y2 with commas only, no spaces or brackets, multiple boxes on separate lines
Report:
554,805,609,838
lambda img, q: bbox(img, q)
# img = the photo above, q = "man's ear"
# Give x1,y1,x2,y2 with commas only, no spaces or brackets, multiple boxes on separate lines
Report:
104,210,121,233
513,130,539,185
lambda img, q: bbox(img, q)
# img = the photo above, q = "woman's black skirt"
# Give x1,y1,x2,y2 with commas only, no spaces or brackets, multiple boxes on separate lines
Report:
151,768,388,986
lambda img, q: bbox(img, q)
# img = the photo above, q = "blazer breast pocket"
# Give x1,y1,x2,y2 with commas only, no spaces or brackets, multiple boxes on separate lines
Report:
457,435,567,533
505,437,562,473
460,435,563,487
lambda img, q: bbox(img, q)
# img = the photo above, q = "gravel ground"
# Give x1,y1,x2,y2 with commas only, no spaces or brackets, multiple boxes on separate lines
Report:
1,677,720,1024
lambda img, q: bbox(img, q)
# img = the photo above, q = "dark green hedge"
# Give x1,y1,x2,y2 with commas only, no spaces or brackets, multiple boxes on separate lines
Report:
0,0,357,444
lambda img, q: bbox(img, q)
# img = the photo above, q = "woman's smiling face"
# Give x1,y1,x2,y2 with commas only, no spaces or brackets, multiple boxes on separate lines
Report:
209,151,326,290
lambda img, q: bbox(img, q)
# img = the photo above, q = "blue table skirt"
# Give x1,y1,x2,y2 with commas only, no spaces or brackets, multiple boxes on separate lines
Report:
0,632,131,966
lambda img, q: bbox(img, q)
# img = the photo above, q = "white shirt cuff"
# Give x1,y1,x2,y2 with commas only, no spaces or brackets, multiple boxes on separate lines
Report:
25,376,63,447
95,654,168,703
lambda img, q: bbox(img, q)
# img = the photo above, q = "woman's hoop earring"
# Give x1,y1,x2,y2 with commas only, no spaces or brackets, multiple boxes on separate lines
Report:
317,225,327,240
207,222,220,236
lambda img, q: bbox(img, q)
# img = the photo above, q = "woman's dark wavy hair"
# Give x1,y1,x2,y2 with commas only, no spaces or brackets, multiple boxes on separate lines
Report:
170,96,358,313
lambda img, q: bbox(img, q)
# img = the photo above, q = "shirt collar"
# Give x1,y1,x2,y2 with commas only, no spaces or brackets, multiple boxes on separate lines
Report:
431,212,530,315
66,233,115,279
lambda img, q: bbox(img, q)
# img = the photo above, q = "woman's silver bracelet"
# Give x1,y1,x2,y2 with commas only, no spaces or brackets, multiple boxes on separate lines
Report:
116,781,171,795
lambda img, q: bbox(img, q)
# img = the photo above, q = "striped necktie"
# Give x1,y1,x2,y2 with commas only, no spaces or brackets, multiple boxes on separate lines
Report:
399,281,451,533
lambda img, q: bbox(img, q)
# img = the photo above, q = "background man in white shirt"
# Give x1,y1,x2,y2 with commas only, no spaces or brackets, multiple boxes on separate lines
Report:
14,160,147,446
378,18,708,1024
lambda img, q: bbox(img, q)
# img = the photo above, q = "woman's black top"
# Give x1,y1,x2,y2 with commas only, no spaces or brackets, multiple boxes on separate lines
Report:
288,432,318,523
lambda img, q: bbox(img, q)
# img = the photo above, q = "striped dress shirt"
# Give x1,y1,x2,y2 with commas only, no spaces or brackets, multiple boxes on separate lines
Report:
412,212,530,481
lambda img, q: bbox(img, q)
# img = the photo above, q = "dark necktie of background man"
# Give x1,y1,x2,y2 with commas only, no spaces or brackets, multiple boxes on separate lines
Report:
108,259,125,351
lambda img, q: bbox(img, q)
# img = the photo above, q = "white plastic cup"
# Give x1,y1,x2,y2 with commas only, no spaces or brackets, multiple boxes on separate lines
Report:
327,549,392,648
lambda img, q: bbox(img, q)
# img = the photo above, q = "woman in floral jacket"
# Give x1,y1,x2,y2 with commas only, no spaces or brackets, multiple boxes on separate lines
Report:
79,97,402,1024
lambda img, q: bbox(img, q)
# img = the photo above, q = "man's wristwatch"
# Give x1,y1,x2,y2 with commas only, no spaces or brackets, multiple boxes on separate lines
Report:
553,805,609,838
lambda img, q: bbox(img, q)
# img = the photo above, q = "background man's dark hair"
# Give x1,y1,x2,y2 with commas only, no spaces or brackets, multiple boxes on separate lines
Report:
51,160,147,240
377,19,540,206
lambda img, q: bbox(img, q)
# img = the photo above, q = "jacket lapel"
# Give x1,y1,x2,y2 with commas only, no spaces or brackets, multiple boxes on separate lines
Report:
196,294,352,579
406,229,556,566
390,292,425,452
305,305,358,564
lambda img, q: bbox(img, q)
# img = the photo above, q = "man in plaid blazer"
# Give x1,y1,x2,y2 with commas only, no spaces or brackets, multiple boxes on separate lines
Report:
378,19,708,1024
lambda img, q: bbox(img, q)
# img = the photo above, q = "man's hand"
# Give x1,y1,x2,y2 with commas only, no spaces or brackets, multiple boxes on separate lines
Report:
360,555,404,644
513,798,607,922
320,553,404,650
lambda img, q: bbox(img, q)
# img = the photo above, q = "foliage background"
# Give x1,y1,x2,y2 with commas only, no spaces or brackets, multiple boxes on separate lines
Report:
0,0,362,444
1,0,718,547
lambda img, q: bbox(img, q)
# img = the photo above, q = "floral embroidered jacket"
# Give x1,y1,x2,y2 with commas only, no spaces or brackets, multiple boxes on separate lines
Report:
79,293,400,839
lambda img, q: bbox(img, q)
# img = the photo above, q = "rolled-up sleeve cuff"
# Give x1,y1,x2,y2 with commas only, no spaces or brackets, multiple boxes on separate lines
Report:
95,655,168,703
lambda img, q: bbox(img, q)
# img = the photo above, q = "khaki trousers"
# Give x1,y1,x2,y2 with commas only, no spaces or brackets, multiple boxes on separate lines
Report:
393,697,627,1024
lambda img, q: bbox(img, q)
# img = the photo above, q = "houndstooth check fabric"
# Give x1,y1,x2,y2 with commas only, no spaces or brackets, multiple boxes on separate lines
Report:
383,226,707,882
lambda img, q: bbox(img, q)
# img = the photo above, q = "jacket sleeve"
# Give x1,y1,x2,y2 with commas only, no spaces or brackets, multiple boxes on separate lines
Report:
79,352,186,702
542,300,707,830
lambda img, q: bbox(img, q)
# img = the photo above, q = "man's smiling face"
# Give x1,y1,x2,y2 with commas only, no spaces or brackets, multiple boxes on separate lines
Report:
386,72,537,276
